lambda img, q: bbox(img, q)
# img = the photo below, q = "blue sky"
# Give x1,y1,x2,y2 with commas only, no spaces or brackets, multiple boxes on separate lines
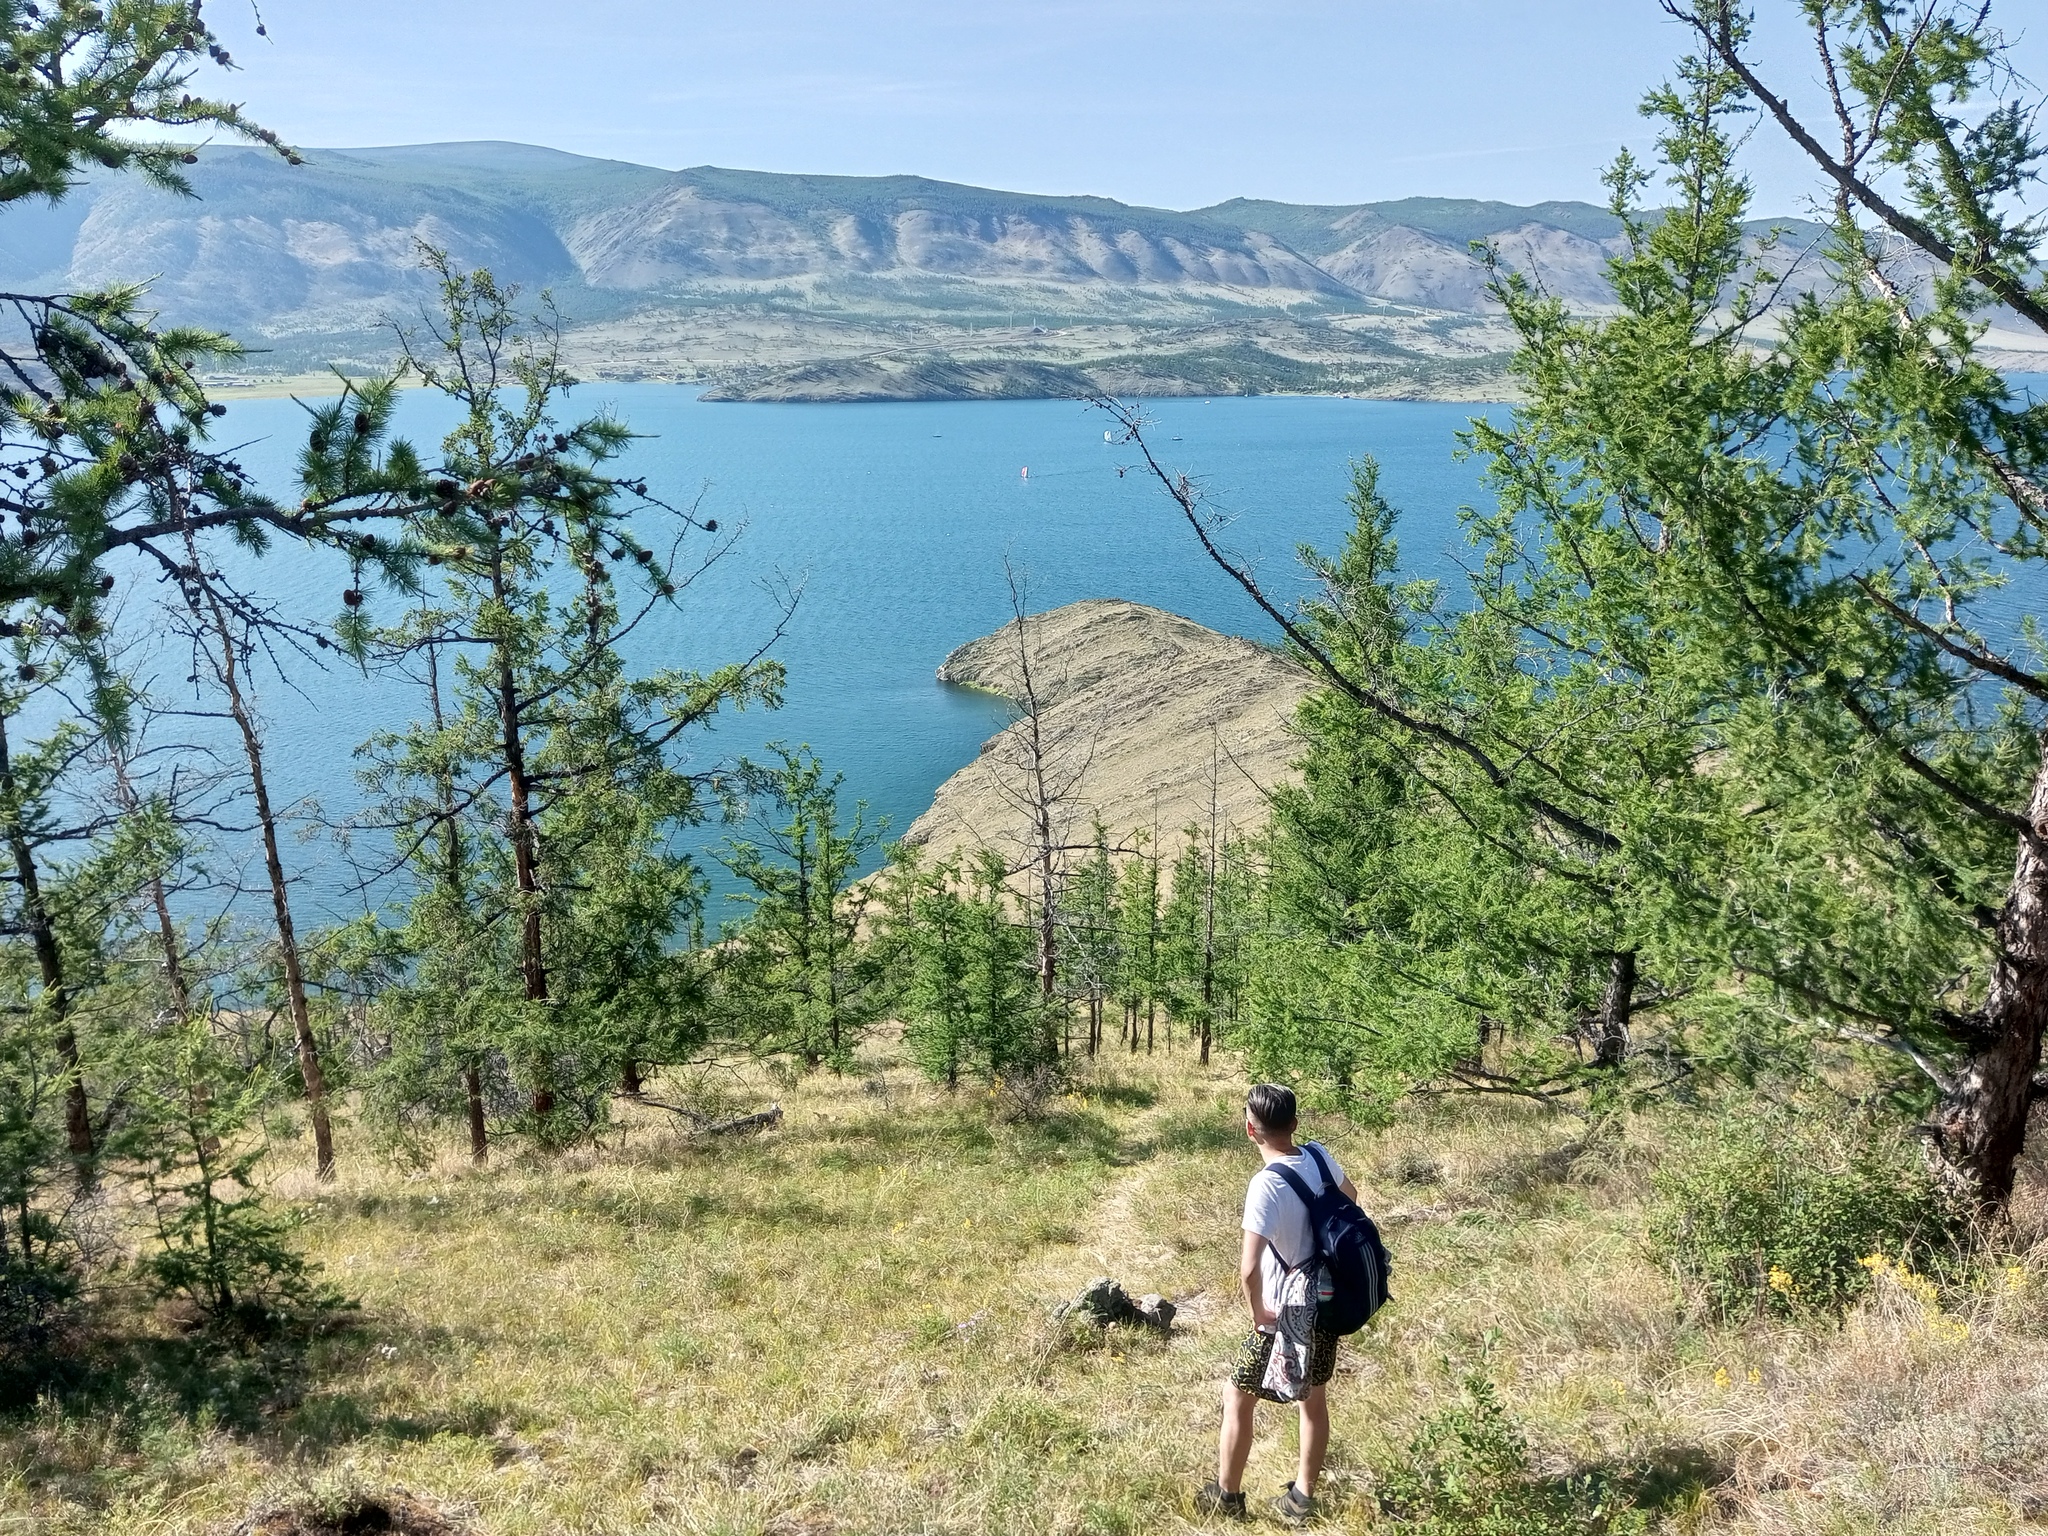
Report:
207,2,2042,214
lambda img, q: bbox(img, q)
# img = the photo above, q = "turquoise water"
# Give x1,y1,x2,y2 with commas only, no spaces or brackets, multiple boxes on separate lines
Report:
192,389,1505,919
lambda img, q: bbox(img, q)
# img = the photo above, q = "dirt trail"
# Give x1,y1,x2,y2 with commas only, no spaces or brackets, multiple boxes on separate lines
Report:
1089,1099,1182,1281
1030,1091,1231,1330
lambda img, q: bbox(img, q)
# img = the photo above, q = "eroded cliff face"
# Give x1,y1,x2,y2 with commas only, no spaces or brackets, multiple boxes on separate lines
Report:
901,599,1313,863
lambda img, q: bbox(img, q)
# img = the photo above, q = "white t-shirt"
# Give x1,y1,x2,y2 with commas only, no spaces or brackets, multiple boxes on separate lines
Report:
1242,1142,1346,1320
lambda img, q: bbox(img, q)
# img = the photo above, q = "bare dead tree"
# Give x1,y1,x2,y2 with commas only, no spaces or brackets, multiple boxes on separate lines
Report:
171,553,334,1180
973,564,1102,1055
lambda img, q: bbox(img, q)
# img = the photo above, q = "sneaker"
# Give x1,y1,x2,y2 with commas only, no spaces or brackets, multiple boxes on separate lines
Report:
1195,1480,1247,1519
1271,1482,1315,1524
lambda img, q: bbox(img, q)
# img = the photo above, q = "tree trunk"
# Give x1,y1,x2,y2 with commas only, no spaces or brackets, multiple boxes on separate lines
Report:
1200,801,1216,1067
111,748,220,1156
202,591,334,1179
491,554,554,1121
464,1060,488,1165
1591,949,1635,1069
428,636,487,1164
1929,750,2048,1209
0,708,92,1175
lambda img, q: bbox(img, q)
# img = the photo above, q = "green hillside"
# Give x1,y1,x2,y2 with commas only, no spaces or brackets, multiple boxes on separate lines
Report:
6,1047,2033,1535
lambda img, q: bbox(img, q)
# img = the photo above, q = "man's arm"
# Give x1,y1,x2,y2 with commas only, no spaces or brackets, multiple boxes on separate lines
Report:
1239,1228,1276,1333
1339,1175,1359,1203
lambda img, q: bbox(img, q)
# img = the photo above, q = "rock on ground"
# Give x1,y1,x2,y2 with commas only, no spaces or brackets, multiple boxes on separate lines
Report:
1056,1276,1178,1332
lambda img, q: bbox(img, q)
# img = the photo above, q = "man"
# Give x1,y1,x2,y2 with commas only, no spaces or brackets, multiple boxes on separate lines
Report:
1197,1083,1358,1524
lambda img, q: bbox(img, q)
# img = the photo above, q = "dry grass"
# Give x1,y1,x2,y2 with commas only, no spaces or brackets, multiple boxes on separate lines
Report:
3,1046,2045,1535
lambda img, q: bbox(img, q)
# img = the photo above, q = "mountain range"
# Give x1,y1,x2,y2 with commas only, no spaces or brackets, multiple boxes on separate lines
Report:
0,141,1849,399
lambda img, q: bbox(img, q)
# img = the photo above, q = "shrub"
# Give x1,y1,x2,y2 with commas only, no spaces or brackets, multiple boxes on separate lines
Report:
114,1021,338,1331
1647,1102,1953,1319
1378,1375,1645,1535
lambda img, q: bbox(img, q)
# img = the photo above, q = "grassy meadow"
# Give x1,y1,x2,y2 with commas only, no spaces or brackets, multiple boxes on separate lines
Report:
4,1041,2046,1535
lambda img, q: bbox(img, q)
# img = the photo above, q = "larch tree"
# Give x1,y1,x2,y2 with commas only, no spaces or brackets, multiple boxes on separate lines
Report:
352,251,783,1145
1059,822,1122,1057
1113,0,2048,1211
1475,1,2048,1206
716,745,883,1072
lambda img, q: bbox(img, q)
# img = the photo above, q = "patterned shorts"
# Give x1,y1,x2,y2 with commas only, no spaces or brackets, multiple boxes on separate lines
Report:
1229,1327,1339,1402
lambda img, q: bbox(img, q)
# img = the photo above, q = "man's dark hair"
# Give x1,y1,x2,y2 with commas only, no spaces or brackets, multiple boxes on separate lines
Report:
1246,1083,1297,1134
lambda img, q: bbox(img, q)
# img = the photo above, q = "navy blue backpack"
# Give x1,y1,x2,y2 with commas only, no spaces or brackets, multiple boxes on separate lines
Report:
1266,1144,1392,1335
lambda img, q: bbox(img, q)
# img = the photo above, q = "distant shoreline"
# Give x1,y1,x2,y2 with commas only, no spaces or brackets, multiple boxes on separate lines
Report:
207,373,1520,406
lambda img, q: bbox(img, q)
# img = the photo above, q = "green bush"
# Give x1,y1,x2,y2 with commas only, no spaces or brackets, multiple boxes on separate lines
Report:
114,1021,337,1332
1378,1375,1645,1535
1647,1103,1952,1319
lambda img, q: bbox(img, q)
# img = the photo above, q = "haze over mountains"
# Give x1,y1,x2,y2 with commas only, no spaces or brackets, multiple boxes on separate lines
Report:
0,140,1857,400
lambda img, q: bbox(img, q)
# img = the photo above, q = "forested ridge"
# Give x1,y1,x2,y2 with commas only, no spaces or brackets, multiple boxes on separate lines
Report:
3,4,2048,1534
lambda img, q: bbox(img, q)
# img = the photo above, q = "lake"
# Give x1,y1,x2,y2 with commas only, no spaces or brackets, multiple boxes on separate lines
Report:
186,388,1508,922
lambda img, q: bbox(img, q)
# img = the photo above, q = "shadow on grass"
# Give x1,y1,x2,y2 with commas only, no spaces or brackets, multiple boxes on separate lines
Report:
290,1390,532,1450
1,1307,542,1516
1545,1442,1732,1523
6,1298,495,1428
1602,1442,1734,1511
1009,1109,1124,1162
1153,1112,1243,1156
767,1104,1123,1169
1073,1078,1158,1110
0,1317,337,1487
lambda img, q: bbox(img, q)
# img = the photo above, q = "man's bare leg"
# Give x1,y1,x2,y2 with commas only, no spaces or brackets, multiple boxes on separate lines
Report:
1218,1382,1257,1492
1295,1384,1330,1496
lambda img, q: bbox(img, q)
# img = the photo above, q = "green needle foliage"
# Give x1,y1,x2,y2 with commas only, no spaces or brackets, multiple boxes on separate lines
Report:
1474,6,2048,1204
1057,824,1121,1056
0,4,493,1274
1112,833,1163,1053
354,252,782,1152
1226,459,1702,1121
1161,822,1257,1064
896,851,1052,1087
717,745,886,1072
1133,3,2048,1212
0,1,294,205
114,1015,330,1330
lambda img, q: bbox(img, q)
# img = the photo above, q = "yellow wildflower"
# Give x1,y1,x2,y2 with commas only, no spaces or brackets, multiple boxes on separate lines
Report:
1712,1366,1731,1391
1767,1266,1795,1295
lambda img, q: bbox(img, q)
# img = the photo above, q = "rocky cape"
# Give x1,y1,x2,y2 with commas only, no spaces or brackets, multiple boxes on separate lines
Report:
901,599,1313,864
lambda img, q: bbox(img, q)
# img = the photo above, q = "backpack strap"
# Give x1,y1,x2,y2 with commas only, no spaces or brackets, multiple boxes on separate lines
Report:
1263,1156,1328,1271
1266,1161,1319,1210
1302,1143,1340,1197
